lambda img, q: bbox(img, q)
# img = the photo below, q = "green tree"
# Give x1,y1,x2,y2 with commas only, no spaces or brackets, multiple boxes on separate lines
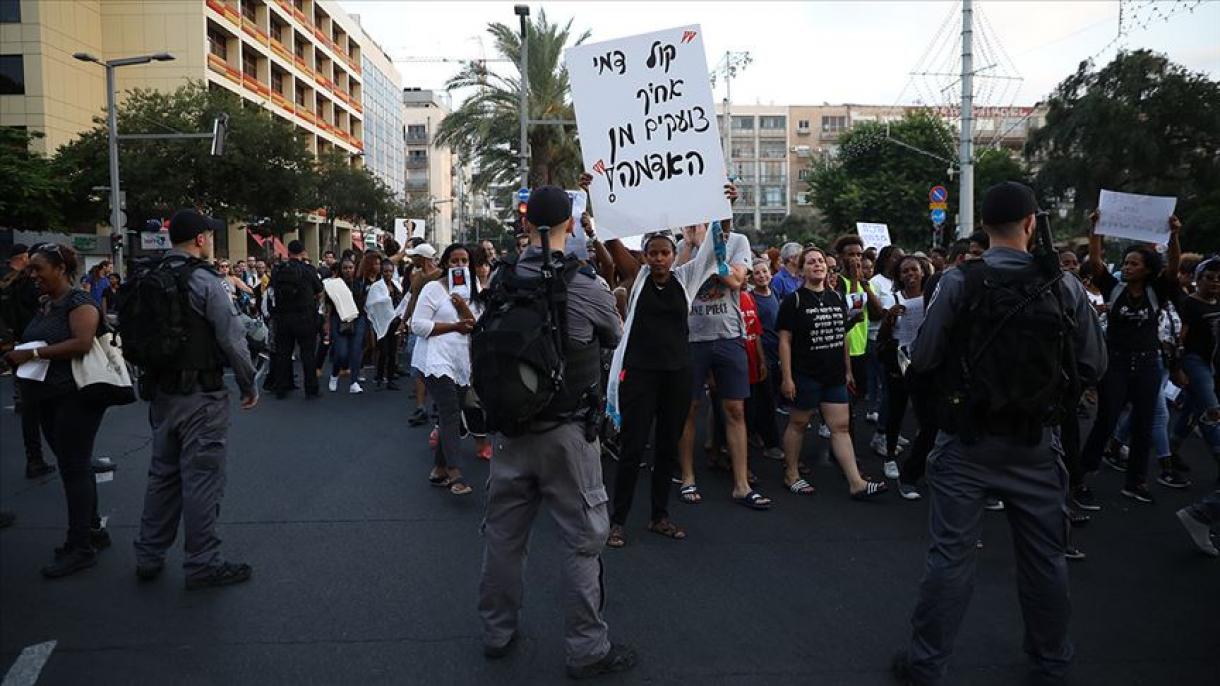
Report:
808,112,957,249
436,11,588,191
1027,49,1220,251
0,128,65,230
313,151,399,249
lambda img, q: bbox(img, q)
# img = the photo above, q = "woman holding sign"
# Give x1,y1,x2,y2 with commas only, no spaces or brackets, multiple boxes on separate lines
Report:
777,246,888,500
410,243,480,495
1079,211,1183,506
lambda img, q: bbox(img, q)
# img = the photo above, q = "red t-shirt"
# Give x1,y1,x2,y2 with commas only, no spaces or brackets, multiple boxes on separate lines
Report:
741,291,763,385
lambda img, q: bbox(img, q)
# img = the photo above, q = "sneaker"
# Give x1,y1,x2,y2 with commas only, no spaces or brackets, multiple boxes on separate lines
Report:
428,427,439,449
41,546,97,579
1068,509,1090,528
818,424,831,440
408,408,428,426
328,376,339,392
566,643,638,680
54,527,111,560
984,497,1004,511
1064,547,1087,561
897,482,922,500
1120,484,1155,504
1156,470,1191,489
1118,444,1130,458
763,447,785,461
1175,508,1219,557
1071,485,1101,512
25,461,56,479
136,561,164,581
897,435,911,449
348,381,363,394
865,411,879,424
185,561,253,590
483,631,518,659
1102,452,1128,473
883,460,900,480
870,434,887,457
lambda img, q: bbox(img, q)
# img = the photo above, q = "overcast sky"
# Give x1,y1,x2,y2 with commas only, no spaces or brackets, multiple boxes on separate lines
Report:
341,0,1220,107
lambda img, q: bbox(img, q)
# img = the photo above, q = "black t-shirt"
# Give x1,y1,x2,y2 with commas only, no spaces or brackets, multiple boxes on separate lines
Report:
1179,295,1220,359
776,286,848,385
1095,271,1168,353
625,277,689,371
21,290,98,397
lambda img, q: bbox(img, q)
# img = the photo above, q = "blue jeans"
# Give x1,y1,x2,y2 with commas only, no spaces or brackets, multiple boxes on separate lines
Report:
329,313,368,377
1114,366,1170,458
1172,353,1220,454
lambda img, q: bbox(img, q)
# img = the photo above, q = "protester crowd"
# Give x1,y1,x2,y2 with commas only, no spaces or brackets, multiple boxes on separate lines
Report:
0,178,1217,682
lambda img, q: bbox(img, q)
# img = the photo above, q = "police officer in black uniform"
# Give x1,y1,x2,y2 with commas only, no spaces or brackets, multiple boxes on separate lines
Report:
892,183,1107,685
269,240,324,398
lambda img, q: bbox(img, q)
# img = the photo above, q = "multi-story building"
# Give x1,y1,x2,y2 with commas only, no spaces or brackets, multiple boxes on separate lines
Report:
0,0,389,258
353,17,404,202
716,104,790,234
402,87,456,246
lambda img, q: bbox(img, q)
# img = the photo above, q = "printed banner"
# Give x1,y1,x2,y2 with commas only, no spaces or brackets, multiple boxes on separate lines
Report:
855,222,891,250
566,25,730,239
1096,190,1177,245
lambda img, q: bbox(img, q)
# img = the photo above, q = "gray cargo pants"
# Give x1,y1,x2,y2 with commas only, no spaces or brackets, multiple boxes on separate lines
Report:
908,431,1073,685
133,389,231,578
478,422,612,668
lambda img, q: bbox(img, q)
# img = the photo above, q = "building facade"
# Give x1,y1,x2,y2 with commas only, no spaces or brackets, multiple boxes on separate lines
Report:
402,87,456,246
0,0,393,259
354,19,404,202
715,104,790,234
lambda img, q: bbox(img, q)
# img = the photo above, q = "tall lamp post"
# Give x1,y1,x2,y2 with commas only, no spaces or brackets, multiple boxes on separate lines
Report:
73,51,175,276
514,5,530,192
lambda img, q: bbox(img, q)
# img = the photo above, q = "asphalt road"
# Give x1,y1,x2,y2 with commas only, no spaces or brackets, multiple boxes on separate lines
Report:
1,374,1217,685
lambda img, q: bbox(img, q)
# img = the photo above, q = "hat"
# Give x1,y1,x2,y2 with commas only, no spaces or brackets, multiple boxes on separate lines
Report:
980,182,1039,226
287,239,305,255
8,243,29,259
168,209,224,244
405,242,437,260
526,186,572,228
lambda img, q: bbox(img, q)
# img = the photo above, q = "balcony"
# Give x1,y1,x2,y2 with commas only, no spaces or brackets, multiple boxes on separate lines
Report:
270,38,292,63
270,90,292,111
406,131,429,144
406,177,429,190
297,107,317,125
206,0,240,25
207,53,241,84
242,17,268,44
406,157,428,169
243,72,270,97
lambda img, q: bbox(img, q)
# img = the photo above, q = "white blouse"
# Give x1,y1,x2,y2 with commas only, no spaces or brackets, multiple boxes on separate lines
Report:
408,280,480,386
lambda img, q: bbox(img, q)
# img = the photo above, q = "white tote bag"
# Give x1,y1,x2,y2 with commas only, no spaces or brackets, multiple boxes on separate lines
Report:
72,331,136,406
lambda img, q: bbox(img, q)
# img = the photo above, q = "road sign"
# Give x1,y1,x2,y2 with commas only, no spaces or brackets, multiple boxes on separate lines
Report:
929,201,948,210
929,185,948,203
930,208,947,224
517,188,530,203
140,231,172,250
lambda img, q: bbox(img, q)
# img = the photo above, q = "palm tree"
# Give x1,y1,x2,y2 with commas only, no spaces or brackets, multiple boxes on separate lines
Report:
436,11,589,193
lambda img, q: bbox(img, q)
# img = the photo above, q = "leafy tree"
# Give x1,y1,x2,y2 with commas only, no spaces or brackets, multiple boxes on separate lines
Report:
436,11,588,191
313,151,399,249
0,128,65,230
808,112,958,249
1027,49,1220,251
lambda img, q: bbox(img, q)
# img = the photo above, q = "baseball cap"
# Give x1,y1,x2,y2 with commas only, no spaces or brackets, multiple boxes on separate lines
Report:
405,243,437,260
168,209,224,244
980,182,1039,226
8,243,29,259
526,186,572,228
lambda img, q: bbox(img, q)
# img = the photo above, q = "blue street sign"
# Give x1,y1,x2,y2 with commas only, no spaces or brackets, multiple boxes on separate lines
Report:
517,188,531,203
930,185,948,203
930,208,947,224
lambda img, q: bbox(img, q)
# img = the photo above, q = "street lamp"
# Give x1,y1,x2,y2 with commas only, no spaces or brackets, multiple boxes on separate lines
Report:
74,51,175,276
514,5,529,192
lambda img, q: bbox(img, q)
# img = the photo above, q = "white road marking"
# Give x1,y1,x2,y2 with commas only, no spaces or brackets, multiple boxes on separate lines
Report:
2,640,56,686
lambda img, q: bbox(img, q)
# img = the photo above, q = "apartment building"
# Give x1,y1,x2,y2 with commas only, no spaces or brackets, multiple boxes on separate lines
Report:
0,0,401,258
715,104,790,233
354,18,404,202
402,87,457,246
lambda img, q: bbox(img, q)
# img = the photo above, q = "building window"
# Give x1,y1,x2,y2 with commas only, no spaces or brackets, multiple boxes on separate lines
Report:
759,140,786,159
0,54,23,94
797,168,810,181
762,186,785,207
241,0,257,23
759,115,786,130
270,18,284,43
0,0,20,23
730,140,754,159
242,48,260,78
731,115,753,130
271,69,284,94
760,161,785,182
295,83,306,107
208,28,229,60
407,124,426,141
294,35,305,58
731,161,755,181
821,115,847,133
797,119,810,130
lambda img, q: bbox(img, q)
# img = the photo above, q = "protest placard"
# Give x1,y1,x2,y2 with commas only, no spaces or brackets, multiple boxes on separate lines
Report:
566,190,588,221
855,222,891,250
1096,190,1177,245
566,25,730,239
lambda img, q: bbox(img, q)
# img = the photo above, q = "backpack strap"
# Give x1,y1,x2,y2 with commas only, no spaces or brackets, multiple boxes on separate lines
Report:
1108,281,1160,313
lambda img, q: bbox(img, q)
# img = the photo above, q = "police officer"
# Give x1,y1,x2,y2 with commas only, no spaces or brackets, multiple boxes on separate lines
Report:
133,209,259,590
477,187,635,678
893,182,1107,685
270,240,324,399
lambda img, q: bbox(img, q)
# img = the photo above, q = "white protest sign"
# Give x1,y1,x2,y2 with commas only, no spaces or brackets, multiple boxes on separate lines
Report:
393,218,408,245
566,190,588,221
856,222,891,250
566,25,729,239
410,219,427,240
1096,190,1176,245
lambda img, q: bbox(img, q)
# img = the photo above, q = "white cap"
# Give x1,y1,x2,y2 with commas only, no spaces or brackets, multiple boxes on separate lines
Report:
405,243,437,260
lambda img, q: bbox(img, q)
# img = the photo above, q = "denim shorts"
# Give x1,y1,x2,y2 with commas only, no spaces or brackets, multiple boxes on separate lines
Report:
792,373,849,411
690,338,751,401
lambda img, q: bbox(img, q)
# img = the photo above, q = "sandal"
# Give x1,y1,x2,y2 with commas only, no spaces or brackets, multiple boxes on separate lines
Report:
428,471,450,487
606,525,626,549
648,518,687,540
786,478,815,496
733,490,772,510
449,478,473,496
679,484,702,504
850,480,889,501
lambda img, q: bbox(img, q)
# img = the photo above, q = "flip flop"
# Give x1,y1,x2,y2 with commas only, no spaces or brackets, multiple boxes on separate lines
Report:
449,478,473,496
786,479,815,496
679,484,702,504
733,490,772,511
850,480,889,501
428,472,450,486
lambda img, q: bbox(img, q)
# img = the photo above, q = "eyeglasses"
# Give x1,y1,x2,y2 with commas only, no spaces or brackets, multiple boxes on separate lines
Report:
33,243,64,258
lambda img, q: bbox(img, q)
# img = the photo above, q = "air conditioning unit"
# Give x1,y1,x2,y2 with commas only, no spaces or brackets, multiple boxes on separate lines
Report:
796,193,811,206
792,145,812,158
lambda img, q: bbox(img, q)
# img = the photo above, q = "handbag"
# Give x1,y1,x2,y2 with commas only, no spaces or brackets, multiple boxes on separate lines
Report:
72,330,136,407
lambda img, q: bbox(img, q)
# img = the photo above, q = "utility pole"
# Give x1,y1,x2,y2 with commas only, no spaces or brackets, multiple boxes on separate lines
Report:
710,51,751,225
958,0,974,239
515,5,530,192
